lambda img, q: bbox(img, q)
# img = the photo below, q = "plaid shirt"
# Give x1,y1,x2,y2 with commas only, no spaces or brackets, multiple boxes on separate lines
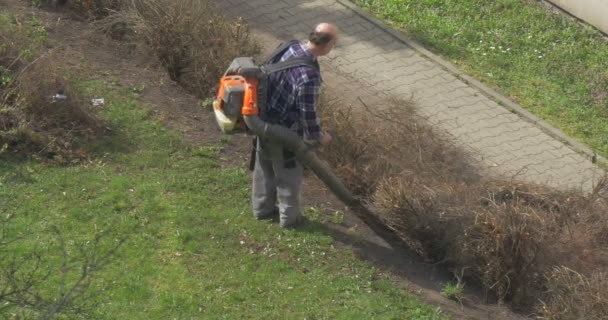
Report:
264,42,322,140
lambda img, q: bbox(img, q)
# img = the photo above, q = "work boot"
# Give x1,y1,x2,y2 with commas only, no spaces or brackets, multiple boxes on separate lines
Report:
255,207,279,221
280,215,307,229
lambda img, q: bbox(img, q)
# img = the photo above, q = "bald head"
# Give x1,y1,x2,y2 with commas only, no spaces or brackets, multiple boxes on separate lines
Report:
315,23,338,36
307,23,339,56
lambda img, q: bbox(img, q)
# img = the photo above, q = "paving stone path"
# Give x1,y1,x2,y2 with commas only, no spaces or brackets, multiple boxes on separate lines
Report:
217,0,603,192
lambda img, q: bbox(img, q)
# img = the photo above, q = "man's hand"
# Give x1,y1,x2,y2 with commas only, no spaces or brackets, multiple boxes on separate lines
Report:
320,131,333,146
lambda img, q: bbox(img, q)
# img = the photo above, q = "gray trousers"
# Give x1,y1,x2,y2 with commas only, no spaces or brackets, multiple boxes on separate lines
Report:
252,138,303,227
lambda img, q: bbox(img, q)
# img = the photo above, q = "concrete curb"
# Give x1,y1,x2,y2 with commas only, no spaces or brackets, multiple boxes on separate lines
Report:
337,0,607,168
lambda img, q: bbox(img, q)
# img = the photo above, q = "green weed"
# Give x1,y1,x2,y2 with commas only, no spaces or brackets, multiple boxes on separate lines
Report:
306,206,345,225
0,66,12,86
30,0,45,7
441,282,464,303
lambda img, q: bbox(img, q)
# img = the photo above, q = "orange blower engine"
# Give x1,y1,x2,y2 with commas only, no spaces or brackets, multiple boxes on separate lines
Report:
213,57,261,133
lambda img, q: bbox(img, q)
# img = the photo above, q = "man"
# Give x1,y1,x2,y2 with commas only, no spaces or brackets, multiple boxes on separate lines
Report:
252,23,339,229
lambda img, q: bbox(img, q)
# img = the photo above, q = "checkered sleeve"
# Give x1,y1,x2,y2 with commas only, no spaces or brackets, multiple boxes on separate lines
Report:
297,78,322,141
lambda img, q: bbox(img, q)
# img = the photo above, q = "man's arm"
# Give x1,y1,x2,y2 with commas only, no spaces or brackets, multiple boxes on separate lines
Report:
297,78,323,142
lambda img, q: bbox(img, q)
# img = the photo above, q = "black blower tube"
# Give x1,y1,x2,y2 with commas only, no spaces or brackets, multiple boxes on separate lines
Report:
243,115,359,207
244,115,404,243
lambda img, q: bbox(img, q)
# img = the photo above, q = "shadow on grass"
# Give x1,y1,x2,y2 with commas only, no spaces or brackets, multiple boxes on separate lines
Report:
281,212,452,293
313,218,455,293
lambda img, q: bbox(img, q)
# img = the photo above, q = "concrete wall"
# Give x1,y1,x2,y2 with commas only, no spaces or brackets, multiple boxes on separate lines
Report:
547,0,608,34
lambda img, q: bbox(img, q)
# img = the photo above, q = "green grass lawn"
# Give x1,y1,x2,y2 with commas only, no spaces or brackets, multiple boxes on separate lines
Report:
355,0,608,157
0,80,445,319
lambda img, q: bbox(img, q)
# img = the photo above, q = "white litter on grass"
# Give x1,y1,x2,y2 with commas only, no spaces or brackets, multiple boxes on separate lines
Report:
91,98,105,106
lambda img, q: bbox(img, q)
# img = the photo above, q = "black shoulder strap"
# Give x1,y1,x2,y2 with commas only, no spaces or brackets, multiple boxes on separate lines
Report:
262,40,320,74
264,40,300,64
263,58,319,74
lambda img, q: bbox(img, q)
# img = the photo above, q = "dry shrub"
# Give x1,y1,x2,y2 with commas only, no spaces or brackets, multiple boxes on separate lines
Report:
1,55,104,161
0,15,27,149
1,14,104,161
1,13,40,154
98,0,259,98
68,0,124,18
457,189,561,305
320,98,476,195
372,175,569,306
36,0,125,19
320,96,608,312
539,267,608,320
0,14,45,74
